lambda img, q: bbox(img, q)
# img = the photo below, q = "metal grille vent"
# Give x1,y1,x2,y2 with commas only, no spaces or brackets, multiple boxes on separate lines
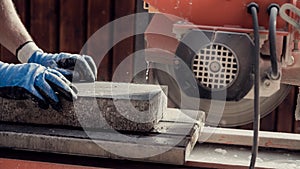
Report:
192,44,239,90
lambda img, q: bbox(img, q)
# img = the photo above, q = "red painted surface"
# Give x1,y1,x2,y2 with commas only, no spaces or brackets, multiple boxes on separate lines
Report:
144,0,295,30
0,158,100,169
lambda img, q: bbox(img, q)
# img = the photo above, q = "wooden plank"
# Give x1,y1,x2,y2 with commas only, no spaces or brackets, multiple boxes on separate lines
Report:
30,0,58,53
0,123,188,147
0,43,19,63
13,0,28,24
239,123,253,130
112,0,136,81
199,127,300,150
0,111,204,166
260,111,276,131
87,0,111,37
294,88,300,133
239,91,295,133
59,0,86,53
276,87,296,133
186,143,300,169
295,121,300,133
87,0,112,81
156,108,205,158
0,105,204,166
239,111,276,131
1,0,28,63
0,129,185,165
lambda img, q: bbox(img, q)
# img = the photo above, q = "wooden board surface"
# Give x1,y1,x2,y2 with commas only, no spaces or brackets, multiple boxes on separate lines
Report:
199,127,300,150
0,109,204,165
112,0,136,82
277,87,296,133
30,0,58,53
59,0,86,53
87,0,112,81
186,143,300,169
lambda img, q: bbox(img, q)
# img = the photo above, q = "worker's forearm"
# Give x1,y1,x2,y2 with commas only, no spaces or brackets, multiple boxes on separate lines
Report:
0,0,32,56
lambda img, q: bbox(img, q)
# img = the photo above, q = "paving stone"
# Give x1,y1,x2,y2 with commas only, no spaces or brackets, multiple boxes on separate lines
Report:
0,82,167,132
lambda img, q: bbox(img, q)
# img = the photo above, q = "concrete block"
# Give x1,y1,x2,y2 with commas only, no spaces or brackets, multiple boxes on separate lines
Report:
0,82,167,132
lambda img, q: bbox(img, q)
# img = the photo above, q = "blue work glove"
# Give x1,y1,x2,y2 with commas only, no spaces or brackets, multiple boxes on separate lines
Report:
28,52,97,82
0,62,77,111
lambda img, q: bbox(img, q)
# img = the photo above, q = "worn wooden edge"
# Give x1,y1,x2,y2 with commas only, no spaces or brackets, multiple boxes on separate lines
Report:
87,0,112,81
199,127,300,150
0,122,192,147
0,107,205,165
0,126,186,165
59,0,85,53
188,120,300,168
184,124,200,161
157,108,205,162
186,143,300,169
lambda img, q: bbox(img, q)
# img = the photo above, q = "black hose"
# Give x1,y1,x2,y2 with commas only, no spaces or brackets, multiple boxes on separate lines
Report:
247,2,260,169
268,4,280,80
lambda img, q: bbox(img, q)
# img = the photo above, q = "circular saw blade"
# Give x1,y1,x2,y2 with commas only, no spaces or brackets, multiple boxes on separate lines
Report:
154,69,291,127
202,84,291,127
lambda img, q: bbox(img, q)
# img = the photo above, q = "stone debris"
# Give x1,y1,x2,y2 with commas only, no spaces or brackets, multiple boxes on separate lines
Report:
214,148,227,155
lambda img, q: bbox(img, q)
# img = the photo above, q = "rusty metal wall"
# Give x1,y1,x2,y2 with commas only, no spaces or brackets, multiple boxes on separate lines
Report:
0,0,299,133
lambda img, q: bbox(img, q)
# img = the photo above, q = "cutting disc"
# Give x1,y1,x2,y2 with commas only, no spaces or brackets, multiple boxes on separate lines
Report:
154,69,291,127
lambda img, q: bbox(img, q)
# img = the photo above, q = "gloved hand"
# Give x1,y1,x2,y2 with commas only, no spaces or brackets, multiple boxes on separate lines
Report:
0,62,77,111
28,51,97,82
